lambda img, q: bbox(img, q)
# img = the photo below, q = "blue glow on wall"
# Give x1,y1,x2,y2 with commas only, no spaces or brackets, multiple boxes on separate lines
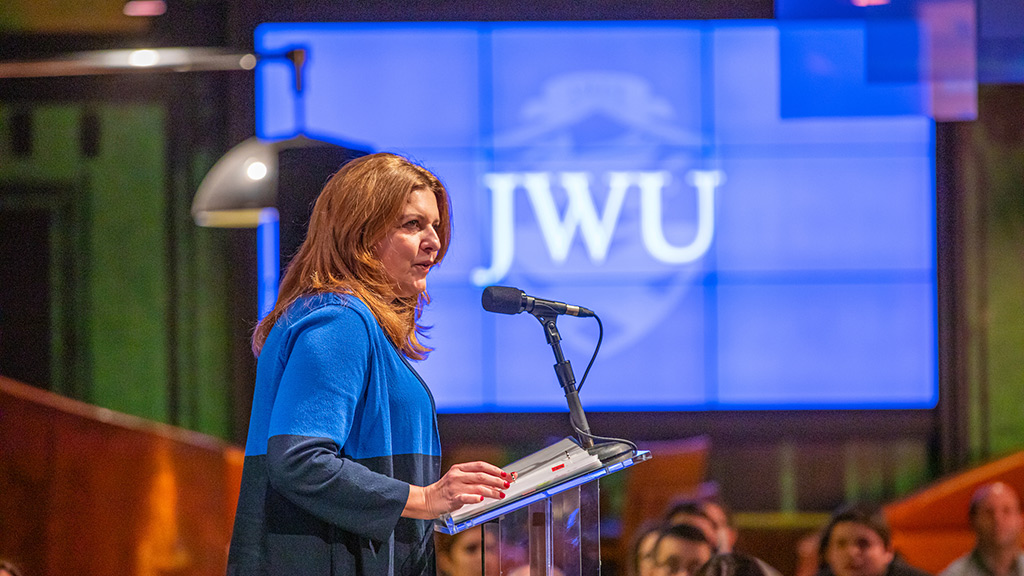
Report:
255,21,937,411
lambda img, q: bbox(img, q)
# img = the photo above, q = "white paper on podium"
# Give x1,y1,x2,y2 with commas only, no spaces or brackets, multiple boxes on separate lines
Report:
448,437,603,524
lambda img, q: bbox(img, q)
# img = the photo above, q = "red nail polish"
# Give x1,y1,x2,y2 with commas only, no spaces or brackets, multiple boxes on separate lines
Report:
500,492,506,499
501,471,507,478
480,495,485,502
504,481,510,488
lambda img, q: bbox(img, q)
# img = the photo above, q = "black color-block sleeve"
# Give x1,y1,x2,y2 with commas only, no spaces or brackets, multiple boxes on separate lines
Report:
267,434,410,543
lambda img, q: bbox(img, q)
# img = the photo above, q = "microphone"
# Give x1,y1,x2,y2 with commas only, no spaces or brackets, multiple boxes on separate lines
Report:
481,286,595,318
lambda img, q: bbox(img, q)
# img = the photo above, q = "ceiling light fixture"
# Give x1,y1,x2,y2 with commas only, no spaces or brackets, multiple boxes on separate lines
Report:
128,49,160,67
0,48,255,79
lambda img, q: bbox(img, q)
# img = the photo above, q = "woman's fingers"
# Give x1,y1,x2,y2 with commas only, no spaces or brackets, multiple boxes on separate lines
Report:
446,472,506,500
445,463,509,490
457,470,510,490
451,460,508,478
456,491,500,506
424,461,511,516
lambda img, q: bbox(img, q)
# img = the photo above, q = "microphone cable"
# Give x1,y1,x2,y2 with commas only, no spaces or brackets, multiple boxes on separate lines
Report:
576,313,602,394
571,312,638,453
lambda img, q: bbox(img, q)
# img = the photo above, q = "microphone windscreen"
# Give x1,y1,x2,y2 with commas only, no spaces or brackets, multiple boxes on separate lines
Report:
481,286,524,315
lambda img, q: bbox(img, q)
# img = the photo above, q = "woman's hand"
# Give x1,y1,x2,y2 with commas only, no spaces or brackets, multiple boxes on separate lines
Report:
403,461,510,520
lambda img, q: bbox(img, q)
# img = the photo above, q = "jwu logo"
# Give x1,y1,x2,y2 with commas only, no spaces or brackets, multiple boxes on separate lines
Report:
471,70,720,286
471,169,724,286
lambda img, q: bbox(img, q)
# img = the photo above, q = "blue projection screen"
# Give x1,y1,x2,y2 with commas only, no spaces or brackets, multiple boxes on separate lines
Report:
255,21,937,412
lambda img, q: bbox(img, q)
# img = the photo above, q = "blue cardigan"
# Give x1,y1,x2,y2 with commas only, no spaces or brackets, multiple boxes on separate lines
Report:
228,293,442,576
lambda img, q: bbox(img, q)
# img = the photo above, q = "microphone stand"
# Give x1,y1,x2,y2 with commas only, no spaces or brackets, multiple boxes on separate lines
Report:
531,307,594,449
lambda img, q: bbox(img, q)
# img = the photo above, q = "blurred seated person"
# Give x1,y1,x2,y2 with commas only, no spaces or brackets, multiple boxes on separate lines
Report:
796,531,823,576
696,552,783,576
665,500,719,551
436,525,499,576
653,523,715,576
938,482,1024,576
665,482,739,553
630,521,669,576
698,486,740,553
817,503,930,576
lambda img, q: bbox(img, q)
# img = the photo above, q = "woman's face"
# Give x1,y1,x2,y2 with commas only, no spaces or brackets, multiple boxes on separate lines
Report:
824,521,894,576
376,187,441,298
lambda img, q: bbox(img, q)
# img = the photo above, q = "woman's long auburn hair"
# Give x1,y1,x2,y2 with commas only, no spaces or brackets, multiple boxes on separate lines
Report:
251,152,452,359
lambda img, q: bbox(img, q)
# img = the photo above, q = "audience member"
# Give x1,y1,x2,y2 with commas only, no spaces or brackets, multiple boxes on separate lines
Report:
817,503,930,576
630,521,668,576
665,500,720,551
796,531,823,576
939,482,1024,576
702,495,739,553
665,484,739,553
695,552,781,576
436,525,499,576
652,523,716,576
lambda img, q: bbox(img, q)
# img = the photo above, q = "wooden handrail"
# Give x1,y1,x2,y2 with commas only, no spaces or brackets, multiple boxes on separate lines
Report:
0,376,244,576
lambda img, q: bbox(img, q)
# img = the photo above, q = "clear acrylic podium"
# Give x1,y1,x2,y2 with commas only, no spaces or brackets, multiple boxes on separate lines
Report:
435,442,651,576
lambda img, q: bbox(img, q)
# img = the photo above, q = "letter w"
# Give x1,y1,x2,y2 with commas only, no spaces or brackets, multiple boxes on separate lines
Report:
522,172,629,263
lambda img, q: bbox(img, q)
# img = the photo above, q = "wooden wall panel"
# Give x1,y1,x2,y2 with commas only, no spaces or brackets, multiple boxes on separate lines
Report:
0,376,243,576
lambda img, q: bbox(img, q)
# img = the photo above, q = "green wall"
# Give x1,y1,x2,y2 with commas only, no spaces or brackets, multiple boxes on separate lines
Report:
88,105,170,421
0,102,233,439
964,89,1024,461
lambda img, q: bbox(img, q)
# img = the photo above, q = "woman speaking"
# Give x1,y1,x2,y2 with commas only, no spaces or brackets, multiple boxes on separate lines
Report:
227,153,508,576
